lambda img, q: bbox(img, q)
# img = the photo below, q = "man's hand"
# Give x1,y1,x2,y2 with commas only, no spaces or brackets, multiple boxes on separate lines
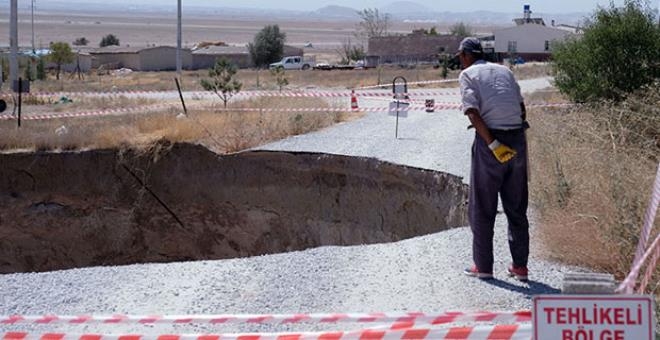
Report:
488,140,517,163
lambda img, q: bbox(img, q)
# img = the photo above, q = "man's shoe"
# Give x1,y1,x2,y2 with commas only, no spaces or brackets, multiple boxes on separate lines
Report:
508,265,529,282
463,266,493,280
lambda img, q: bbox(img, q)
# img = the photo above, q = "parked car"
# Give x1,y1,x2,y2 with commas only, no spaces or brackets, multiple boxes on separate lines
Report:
269,56,314,70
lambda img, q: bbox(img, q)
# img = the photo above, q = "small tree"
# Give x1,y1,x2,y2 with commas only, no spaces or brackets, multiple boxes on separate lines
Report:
449,22,473,38
23,61,33,81
48,42,74,80
440,55,449,79
73,37,89,46
552,0,660,102
355,8,390,41
338,38,366,64
99,34,120,47
1,58,8,82
200,58,242,108
36,57,46,81
270,67,289,92
248,25,286,68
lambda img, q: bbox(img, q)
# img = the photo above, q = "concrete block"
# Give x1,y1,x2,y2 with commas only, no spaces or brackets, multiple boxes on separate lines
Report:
562,272,616,294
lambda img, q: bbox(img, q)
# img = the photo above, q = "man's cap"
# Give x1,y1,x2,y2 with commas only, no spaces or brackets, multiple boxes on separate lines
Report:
457,37,483,55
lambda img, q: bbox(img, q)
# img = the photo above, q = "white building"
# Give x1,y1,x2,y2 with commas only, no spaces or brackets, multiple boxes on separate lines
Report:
493,4,576,61
494,24,574,59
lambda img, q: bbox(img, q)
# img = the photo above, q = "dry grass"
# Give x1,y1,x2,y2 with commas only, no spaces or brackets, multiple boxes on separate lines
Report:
27,63,551,94
26,95,158,112
526,84,659,312
511,62,553,80
31,66,461,93
0,96,359,154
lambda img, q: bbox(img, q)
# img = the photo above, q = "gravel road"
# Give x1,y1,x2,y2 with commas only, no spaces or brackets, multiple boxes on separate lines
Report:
0,77,579,336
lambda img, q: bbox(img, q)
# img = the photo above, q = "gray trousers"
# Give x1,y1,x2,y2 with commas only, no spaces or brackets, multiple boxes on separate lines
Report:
469,129,529,273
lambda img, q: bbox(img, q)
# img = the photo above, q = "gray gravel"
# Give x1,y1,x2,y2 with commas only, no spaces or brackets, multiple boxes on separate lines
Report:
0,77,578,335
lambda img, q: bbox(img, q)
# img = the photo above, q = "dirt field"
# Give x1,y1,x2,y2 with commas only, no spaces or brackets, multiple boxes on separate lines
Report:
0,8,499,51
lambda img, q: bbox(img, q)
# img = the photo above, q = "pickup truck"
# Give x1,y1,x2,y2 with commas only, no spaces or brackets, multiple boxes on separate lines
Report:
269,56,314,70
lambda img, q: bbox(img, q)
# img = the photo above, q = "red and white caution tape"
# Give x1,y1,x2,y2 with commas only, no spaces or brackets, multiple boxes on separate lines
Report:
0,104,175,121
0,104,443,121
355,78,460,90
0,90,172,99
0,78,460,100
636,164,660,294
2,89,461,100
208,104,462,113
203,102,570,113
236,90,460,98
0,311,531,326
617,163,660,294
2,324,532,340
232,89,459,98
0,101,574,122
638,232,660,294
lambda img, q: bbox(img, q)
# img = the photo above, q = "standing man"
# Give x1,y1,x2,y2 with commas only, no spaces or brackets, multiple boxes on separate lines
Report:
457,37,530,282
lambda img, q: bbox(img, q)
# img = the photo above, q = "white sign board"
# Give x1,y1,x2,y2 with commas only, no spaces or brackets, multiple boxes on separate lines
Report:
533,295,656,340
394,84,406,95
388,101,409,118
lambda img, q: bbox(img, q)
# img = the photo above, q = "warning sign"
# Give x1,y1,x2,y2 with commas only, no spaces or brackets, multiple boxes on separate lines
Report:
533,295,656,340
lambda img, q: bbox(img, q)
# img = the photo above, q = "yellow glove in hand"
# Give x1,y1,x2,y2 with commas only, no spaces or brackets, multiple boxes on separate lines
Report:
488,140,517,163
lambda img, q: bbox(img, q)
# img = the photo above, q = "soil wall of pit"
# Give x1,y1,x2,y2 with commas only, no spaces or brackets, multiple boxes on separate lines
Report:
0,143,468,273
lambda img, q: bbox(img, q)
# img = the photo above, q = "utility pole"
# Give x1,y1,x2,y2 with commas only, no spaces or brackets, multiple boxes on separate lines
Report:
10,0,19,92
176,0,182,78
32,0,36,53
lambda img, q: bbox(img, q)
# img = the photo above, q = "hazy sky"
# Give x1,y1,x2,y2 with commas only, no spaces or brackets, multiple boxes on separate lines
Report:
39,0,645,13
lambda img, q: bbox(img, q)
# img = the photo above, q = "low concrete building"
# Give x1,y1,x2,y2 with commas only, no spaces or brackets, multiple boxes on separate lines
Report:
192,46,251,70
283,45,304,58
90,46,193,71
493,23,574,61
493,4,575,62
0,49,92,77
61,52,93,73
368,31,462,65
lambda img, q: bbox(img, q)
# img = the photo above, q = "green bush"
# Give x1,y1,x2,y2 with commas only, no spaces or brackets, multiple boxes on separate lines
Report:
99,34,120,47
552,0,660,102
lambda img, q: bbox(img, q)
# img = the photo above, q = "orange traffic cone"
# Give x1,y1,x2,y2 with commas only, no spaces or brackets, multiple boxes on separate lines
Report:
351,90,359,110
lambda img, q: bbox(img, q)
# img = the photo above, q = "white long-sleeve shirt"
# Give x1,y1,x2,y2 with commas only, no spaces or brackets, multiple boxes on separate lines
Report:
459,60,525,130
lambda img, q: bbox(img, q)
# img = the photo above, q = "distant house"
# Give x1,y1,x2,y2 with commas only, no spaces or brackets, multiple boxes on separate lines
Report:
493,5,575,62
61,52,93,73
193,46,252,70
90,46,193,71
283,45,305,59
0,48,93,74
554,24,584,35
368,30,462,65
493,24,574,61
